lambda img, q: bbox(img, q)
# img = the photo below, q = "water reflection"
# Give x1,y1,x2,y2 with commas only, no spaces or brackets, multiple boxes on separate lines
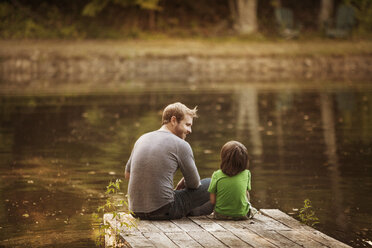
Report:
320,93,346,232
236,87,263,157
0,82,371,247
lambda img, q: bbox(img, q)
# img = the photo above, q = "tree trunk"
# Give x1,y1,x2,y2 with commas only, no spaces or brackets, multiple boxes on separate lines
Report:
148,10,155,29
229,0,258,34
319,0,333,29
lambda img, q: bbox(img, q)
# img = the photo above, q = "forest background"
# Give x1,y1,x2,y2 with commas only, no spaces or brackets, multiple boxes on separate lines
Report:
1,0,371,40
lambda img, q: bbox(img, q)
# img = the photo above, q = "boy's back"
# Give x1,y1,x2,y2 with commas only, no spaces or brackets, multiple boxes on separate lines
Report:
208,169,251,217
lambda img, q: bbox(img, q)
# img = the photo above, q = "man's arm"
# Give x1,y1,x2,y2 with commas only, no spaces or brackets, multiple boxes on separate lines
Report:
178,142,201,189
125,152,132,180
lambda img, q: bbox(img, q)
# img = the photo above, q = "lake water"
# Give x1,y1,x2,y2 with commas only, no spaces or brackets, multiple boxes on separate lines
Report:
0,81,371,247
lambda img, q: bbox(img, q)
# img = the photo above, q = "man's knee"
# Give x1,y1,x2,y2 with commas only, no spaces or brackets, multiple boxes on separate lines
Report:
200,178,211,189
198,178,211,200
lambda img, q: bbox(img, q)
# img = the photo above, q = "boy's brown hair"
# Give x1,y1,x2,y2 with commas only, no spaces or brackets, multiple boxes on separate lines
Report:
220,141,249,177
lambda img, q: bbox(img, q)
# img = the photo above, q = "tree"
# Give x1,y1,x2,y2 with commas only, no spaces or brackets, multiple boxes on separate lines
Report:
229,0,258,34
82,0,161,17
345,0,372,34
319,0,333,29
82,0,161,29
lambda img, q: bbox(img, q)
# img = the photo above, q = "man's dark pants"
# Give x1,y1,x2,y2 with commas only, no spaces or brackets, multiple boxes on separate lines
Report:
133,178,213,220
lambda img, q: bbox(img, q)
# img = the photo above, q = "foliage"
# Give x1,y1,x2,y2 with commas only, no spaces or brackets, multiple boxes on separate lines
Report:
344,0,372,35
82,0,161,17
92,179,137,246
298,199,320,227
1,1,372,39
0,2,80,39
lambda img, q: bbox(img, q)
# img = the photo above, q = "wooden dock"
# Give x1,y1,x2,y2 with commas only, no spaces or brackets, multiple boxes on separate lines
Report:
104,209,351,248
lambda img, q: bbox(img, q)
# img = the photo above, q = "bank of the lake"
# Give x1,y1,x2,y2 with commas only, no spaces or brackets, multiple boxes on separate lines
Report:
1,39,372,85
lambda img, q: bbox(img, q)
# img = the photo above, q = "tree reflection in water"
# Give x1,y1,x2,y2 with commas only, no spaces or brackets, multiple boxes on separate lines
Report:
0,82,371,247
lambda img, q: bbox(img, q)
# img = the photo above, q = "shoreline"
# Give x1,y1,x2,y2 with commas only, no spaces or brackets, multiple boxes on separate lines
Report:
1,40,372,85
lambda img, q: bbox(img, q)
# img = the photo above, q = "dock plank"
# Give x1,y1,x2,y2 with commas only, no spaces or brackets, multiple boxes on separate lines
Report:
136,221,162,233
121,232,155,248
143,232,178,248
211,220,278,247
211,230,252,247
260,209,352,248
250,229,302,248
233,230,278,248
276,230,327,248
188,230,227,247
151,220,183,233
189,216,225,232
107,213,139,234
165,232,203,248
171,218,204,232
249,213,291,230
213,220,248,232
104,209,352,248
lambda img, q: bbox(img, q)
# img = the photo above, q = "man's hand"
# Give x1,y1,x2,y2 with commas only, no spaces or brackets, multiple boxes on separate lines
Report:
175,177,186,190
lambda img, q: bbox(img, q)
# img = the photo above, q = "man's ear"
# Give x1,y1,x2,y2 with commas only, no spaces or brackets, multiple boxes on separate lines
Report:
170,116,178,126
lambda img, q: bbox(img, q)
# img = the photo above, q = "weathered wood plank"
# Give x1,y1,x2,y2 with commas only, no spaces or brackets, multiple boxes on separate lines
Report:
104,213,136,235
252,213,291,230
171,218,204,232
151,220,183,233
246,229,302,248
105,214,152,247
304,230,352,248
111,213,140,233
231,214,282,232
260,209,313,230
211,230,252,247
188,230,227,247
104,216,117,248
189,216,225,232
142,232,178,248
121,232,155,248
213,220,247,232
136,220,162,233
232,230,279,248
276,230,327,248
104,210,352,248
260,209,352,248
165,232,203,248
106,213,159,233
212,220,277,247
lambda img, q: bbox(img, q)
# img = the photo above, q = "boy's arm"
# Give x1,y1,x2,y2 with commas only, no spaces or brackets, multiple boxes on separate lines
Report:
210,193,216,205
246,191,250,202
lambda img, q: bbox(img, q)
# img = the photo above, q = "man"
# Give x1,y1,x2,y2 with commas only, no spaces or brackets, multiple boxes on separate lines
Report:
125,102,213,220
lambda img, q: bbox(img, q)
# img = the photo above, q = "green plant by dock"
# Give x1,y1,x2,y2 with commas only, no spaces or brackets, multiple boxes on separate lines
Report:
92,179,137,247
298,199,320,227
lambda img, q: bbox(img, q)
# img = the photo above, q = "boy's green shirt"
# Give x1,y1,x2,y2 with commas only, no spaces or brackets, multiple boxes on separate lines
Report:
208,169,251,217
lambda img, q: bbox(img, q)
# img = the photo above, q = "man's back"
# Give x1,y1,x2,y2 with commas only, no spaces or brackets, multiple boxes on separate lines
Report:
126,130,200,213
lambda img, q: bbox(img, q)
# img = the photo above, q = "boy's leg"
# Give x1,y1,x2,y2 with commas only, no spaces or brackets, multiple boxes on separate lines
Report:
169,178,213,218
